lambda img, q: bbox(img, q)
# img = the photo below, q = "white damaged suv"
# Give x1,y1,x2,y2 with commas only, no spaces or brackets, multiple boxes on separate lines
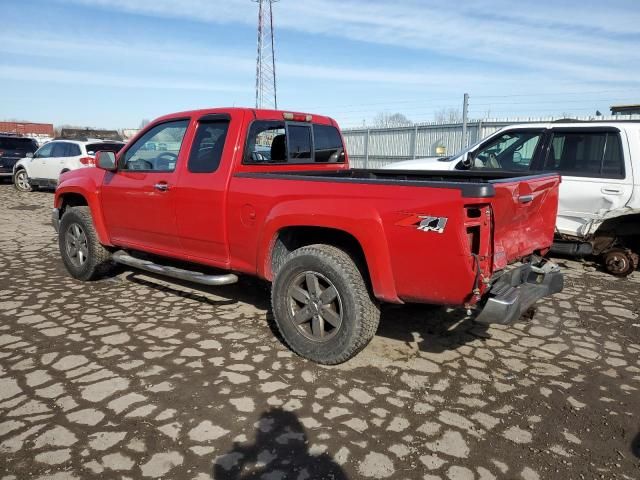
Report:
385,121,640,276
13,139,124,192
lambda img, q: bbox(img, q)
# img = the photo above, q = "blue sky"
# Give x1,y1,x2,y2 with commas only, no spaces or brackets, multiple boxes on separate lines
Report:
1,0,639,128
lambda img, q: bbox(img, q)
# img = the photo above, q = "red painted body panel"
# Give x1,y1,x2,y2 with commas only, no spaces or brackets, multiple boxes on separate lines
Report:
54,107,560,308
490,176,560,271
55,168,112,246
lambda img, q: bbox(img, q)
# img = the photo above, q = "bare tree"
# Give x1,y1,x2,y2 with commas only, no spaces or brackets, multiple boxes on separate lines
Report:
372,112,412,128
434,108,462,123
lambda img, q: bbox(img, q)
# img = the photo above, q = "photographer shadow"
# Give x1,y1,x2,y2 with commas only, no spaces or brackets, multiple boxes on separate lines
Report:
376,303,491,354
212,408,348,480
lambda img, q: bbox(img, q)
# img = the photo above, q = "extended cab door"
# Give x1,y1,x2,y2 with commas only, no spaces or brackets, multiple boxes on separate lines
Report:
539,128,632,237
173,114,236,266
100,119,190,254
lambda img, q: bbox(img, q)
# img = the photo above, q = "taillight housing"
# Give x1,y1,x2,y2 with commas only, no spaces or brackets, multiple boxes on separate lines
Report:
466,225,481,255
79,156,95,166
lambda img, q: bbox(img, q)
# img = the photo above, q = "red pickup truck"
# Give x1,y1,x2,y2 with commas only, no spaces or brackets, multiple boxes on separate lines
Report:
53,108,563,364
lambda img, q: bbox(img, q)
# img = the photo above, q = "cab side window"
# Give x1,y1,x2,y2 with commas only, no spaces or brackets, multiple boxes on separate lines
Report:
122,120,189,172
543,131,624,179
188,121,230,173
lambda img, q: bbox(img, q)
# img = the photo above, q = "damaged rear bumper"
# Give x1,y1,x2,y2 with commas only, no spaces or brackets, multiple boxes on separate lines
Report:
475,258,563,325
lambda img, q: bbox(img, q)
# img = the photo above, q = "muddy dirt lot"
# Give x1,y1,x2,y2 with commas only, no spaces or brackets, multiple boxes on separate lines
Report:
0,184,639,480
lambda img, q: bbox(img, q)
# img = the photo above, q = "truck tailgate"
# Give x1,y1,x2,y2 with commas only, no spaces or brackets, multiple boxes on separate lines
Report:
490,173,560,271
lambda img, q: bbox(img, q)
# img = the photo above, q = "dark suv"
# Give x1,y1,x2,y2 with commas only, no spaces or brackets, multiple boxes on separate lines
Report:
0,135,39,180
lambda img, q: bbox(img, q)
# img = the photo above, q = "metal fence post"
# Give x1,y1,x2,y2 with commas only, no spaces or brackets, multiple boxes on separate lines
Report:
411,124,418,159
364,129,370,169
462,93,469,150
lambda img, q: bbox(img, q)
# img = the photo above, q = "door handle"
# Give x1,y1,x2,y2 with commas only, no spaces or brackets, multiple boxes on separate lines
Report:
601,187,622,195
518,194,534,203
154,183,169,192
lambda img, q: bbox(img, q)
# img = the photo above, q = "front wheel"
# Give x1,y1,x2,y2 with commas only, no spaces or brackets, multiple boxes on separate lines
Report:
13,169,32,192
271,244,380,364
59,206,113,280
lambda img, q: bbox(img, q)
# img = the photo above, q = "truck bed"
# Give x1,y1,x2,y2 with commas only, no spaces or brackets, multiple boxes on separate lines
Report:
231,167,561,296
235,168,556,198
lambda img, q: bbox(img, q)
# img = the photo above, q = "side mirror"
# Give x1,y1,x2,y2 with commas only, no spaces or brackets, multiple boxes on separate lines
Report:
26,152,34,159
96,151,117,171
460,151,473,169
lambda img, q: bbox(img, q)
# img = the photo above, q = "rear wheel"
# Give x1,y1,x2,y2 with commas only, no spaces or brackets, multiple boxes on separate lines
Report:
603,247,638,277
271,244,380,364
13,169,31,192
59,206,112,280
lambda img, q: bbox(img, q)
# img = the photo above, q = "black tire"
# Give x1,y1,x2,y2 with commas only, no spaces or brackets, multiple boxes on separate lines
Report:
271,244,380,364
59,206,112,281
13,169,32,192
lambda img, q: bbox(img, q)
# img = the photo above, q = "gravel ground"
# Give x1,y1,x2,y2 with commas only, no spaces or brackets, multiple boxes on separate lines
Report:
0,184,639,480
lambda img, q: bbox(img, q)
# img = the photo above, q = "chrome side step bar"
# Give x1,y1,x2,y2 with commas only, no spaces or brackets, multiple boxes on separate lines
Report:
112,251,238,286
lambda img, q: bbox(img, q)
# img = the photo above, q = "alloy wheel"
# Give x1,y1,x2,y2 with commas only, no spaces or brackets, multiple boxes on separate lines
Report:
65,223,89,267
288,271,343,342
15,171,30,191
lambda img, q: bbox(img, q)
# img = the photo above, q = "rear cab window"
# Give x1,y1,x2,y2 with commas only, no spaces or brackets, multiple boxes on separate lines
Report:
244,121,344,165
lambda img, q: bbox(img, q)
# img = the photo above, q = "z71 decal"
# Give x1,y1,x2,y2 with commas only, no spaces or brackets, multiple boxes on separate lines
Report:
396,214,448,234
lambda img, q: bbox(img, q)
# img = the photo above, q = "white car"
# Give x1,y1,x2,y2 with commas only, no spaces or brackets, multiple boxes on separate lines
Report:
13,139,124,192
385,121,640,276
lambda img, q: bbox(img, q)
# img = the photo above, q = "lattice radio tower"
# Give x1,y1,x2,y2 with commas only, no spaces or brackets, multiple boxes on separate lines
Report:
253,0,278,109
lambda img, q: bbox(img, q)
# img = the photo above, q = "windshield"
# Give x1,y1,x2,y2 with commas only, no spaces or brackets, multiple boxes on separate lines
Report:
437,135,490,162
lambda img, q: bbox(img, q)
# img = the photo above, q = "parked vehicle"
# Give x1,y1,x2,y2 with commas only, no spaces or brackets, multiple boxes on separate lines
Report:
0,135,39,181
53,108,563,364
13,139,125,191
385,121,640,276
